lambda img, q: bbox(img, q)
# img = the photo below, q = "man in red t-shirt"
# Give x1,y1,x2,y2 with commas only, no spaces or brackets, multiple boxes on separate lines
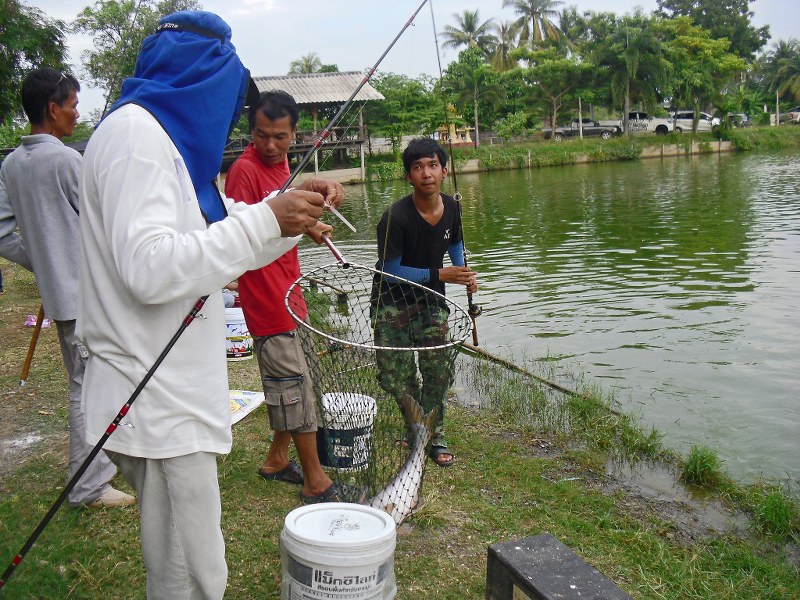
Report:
225,90,347,503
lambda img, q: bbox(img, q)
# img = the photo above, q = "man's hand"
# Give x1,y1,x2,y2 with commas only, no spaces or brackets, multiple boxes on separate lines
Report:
301,177,345,209
439,266,478,293
306,221,333,245
265,189,324,237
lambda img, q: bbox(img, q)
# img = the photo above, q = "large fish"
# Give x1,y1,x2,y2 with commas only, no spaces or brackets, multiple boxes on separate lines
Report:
368,394,439,525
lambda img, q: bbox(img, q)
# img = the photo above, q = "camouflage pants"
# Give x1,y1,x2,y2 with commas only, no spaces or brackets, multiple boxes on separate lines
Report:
374,303,457,433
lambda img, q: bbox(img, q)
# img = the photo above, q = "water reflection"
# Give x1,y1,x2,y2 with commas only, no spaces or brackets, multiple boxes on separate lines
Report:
300,150,800,483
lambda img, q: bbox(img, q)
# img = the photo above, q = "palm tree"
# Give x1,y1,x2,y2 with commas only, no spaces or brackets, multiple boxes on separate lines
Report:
440,9,497,56
289,52,322,74
445,51,504,148
490,20,520,71
503,0,564,47
770,39,800,102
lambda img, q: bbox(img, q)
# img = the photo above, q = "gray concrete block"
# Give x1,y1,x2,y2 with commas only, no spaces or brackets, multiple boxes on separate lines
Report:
486,533,632,599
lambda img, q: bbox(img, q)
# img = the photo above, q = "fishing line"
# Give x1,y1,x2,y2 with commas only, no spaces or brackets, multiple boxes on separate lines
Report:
429,0,482,345
0,0,431,590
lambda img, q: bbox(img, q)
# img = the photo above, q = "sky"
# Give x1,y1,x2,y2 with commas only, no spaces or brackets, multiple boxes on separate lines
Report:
24,0,797,118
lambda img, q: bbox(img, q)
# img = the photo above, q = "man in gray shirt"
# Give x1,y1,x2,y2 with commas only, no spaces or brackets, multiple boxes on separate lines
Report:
0,68,133,508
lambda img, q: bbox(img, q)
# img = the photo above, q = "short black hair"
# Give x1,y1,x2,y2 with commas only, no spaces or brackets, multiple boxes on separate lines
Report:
402,137,448,174
21,68,80,126
248,90,299,131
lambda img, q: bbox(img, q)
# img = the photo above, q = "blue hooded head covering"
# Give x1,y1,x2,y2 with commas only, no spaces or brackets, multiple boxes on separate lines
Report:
107,11,258,223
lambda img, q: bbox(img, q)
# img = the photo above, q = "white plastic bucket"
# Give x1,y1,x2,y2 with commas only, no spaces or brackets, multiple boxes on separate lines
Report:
225,307,252,361
317,393,377,471
280,503,397,600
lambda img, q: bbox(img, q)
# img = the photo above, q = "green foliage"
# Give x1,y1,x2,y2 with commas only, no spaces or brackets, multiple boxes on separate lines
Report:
660,17,747,124
681,445,723,487
493,110,531,139
362,72,440,150
442,47,505,144
288,52,322,74
656,0,770,61
71,0,201,119
439,9,497,57
0,121,28,148
0,0,68,124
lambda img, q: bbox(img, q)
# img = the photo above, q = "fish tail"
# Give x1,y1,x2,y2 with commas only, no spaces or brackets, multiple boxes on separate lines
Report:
399,394,425,427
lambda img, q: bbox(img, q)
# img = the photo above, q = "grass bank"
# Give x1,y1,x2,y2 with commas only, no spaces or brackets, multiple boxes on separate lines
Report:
365,125,800,181
1,260,798,598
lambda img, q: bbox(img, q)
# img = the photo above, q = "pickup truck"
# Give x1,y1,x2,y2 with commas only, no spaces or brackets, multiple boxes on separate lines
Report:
542,119,621,141
598,111,673,134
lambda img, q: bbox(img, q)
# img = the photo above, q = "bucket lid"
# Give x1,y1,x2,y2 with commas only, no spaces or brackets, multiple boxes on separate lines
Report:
283,503,395,548
321,393,377,429
322,393,377,416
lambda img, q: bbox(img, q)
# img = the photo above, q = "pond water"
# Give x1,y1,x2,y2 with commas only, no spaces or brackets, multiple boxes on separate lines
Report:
298,149,800,484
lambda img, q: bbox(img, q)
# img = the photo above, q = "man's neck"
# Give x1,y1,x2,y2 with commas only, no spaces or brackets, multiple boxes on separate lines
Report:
29,124,60,140
412,189,441,209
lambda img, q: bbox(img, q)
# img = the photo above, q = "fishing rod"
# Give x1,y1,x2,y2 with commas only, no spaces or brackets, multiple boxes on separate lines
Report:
428,0,481,346
0,2,429,591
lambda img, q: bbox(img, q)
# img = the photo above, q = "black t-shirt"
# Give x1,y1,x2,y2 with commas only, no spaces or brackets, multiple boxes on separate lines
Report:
372,193,462,308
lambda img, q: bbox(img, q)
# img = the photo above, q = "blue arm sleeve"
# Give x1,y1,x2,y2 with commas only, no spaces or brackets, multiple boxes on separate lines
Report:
379,256,432,285
448,241,465,267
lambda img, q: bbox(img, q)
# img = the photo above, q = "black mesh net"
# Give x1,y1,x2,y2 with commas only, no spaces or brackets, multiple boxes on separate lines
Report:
285,261,471,524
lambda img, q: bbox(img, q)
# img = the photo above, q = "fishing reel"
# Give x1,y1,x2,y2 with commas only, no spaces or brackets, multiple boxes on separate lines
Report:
468,302,482,318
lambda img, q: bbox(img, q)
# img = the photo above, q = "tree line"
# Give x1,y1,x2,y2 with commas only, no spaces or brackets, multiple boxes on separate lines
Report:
2,0,799,147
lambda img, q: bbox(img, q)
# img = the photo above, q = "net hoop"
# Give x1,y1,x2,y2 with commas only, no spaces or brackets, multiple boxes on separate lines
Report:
285,261,472,352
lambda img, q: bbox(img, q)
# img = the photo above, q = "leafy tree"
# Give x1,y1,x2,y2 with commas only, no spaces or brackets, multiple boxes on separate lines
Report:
660,16,747,131
72,0,200,120
362,72,440,152
0,0,68,125
589,12,672,133
490,20,520,72
493,110,531,139
442,47,504,148
289,52,322,74
503,0,564,48
509,46,592,136
440,9,496,56
656,0,769,61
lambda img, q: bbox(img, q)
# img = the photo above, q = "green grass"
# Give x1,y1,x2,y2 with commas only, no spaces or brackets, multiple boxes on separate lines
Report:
681,445,724,487
3,244,799,598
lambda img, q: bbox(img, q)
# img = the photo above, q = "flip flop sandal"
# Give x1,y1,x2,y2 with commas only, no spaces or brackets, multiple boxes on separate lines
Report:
428,444,455,467
300,482,366,505
258,459,304,485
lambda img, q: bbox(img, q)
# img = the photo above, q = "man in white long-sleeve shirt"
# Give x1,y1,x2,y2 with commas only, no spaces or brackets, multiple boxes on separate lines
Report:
77,11,341,598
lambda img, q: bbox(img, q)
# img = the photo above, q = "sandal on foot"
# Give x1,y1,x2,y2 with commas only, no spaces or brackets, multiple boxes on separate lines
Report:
428,444,455,467
300,483,366,505
258,459,304,485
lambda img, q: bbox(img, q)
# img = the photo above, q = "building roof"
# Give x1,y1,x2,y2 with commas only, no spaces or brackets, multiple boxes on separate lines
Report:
252,71,384,105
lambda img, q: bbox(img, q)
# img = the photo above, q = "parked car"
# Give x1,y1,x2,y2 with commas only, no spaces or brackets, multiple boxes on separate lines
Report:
598,111,673,134
727,113,752,128
789,107,800,124
542,119,621,141
672,111,720,132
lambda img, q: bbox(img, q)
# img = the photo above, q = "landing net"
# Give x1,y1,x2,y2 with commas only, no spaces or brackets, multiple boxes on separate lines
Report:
285,261,471,522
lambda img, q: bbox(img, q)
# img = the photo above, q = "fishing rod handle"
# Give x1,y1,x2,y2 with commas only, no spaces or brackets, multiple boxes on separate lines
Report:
322,235,349,266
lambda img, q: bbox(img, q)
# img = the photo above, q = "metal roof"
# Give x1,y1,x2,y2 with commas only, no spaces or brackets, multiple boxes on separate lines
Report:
252,71,384,105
